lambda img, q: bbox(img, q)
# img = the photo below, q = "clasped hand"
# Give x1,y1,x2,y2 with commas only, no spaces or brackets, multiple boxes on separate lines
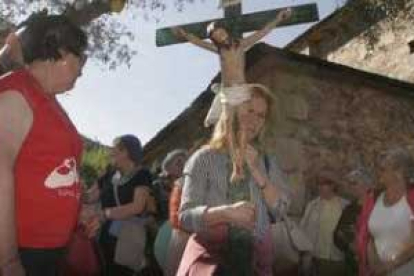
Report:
226,201,256,231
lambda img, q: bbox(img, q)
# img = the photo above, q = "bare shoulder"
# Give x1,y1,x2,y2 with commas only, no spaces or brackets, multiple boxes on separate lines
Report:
0,89,33,158
0,89,31,112
0,89,33,126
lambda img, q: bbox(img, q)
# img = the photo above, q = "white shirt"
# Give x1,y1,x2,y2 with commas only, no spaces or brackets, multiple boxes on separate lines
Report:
369,192,414,276
316,198,343,259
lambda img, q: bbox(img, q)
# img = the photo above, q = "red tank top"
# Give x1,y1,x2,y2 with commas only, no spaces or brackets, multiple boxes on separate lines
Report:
0,69,83,248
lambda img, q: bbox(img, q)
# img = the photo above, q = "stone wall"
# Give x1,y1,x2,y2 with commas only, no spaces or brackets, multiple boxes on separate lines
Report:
247,47,414,215
289,1,414,84
143,43,414,217
327,13,414,83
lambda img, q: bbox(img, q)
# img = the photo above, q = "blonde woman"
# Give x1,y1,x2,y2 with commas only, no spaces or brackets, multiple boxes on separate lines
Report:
177,85,291,276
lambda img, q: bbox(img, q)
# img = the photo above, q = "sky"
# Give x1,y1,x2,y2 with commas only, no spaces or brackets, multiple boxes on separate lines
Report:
59,0,343,146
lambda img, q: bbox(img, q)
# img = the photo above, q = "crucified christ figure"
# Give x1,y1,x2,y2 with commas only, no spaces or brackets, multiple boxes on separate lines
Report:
173,7,291,126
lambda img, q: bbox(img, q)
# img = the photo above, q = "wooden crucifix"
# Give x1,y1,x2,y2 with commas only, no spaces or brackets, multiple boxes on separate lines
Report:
156,2,319,47
156,1,320,184
156,1,319,127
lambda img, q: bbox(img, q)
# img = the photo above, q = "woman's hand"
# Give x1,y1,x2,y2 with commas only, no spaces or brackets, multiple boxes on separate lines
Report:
244,144,259,168
225,201,256,230
245,144,268,189
83,214,101,238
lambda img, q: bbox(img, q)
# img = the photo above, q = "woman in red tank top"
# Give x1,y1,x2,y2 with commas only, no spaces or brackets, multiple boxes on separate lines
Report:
0,14,88,276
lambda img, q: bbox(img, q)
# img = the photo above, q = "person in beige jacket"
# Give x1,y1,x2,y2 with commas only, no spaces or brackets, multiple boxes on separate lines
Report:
300,172,349,276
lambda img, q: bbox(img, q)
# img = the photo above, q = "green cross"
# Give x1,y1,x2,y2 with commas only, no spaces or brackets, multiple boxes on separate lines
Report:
156,2,319,47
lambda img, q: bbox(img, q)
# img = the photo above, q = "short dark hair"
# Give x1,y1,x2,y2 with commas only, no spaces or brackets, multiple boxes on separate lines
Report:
18,13,87,63
115,135,143,165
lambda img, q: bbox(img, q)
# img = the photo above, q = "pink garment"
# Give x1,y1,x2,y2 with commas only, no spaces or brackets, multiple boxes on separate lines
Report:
177,225,273,276
356,188,414,276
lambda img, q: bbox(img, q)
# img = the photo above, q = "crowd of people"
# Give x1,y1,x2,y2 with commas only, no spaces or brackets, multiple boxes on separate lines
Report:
1,11,414,276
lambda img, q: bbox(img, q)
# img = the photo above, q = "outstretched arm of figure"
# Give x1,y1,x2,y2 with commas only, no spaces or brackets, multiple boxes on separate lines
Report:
241,8,292,50
172,27,218,53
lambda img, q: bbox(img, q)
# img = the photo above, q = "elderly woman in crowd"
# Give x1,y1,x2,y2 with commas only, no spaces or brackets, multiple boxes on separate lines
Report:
334,168,374,276
300,171,348,276
177,84,291,276
357,147,414,276
153,149,189,224
153,149,190,275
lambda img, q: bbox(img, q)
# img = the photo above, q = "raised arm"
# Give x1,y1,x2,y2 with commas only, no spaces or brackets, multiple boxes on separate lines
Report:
245,146,291,219
0,90,33,276
0,30,25,75
172,27,218,53
241,8,292,50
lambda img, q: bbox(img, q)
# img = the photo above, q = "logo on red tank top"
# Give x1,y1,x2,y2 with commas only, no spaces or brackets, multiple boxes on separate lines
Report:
44,157,79,189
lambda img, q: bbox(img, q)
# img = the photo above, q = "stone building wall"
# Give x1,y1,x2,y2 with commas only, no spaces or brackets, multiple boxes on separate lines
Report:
327,13,414,83
246,47,414,215
143,42,414,216
289,1,414,84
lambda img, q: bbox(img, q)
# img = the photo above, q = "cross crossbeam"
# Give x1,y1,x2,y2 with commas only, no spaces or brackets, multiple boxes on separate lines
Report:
156,3,319,47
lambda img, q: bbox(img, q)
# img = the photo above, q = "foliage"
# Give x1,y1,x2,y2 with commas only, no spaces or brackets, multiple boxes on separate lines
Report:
79,162,99,187
80,140,110,186
0,0,201,69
